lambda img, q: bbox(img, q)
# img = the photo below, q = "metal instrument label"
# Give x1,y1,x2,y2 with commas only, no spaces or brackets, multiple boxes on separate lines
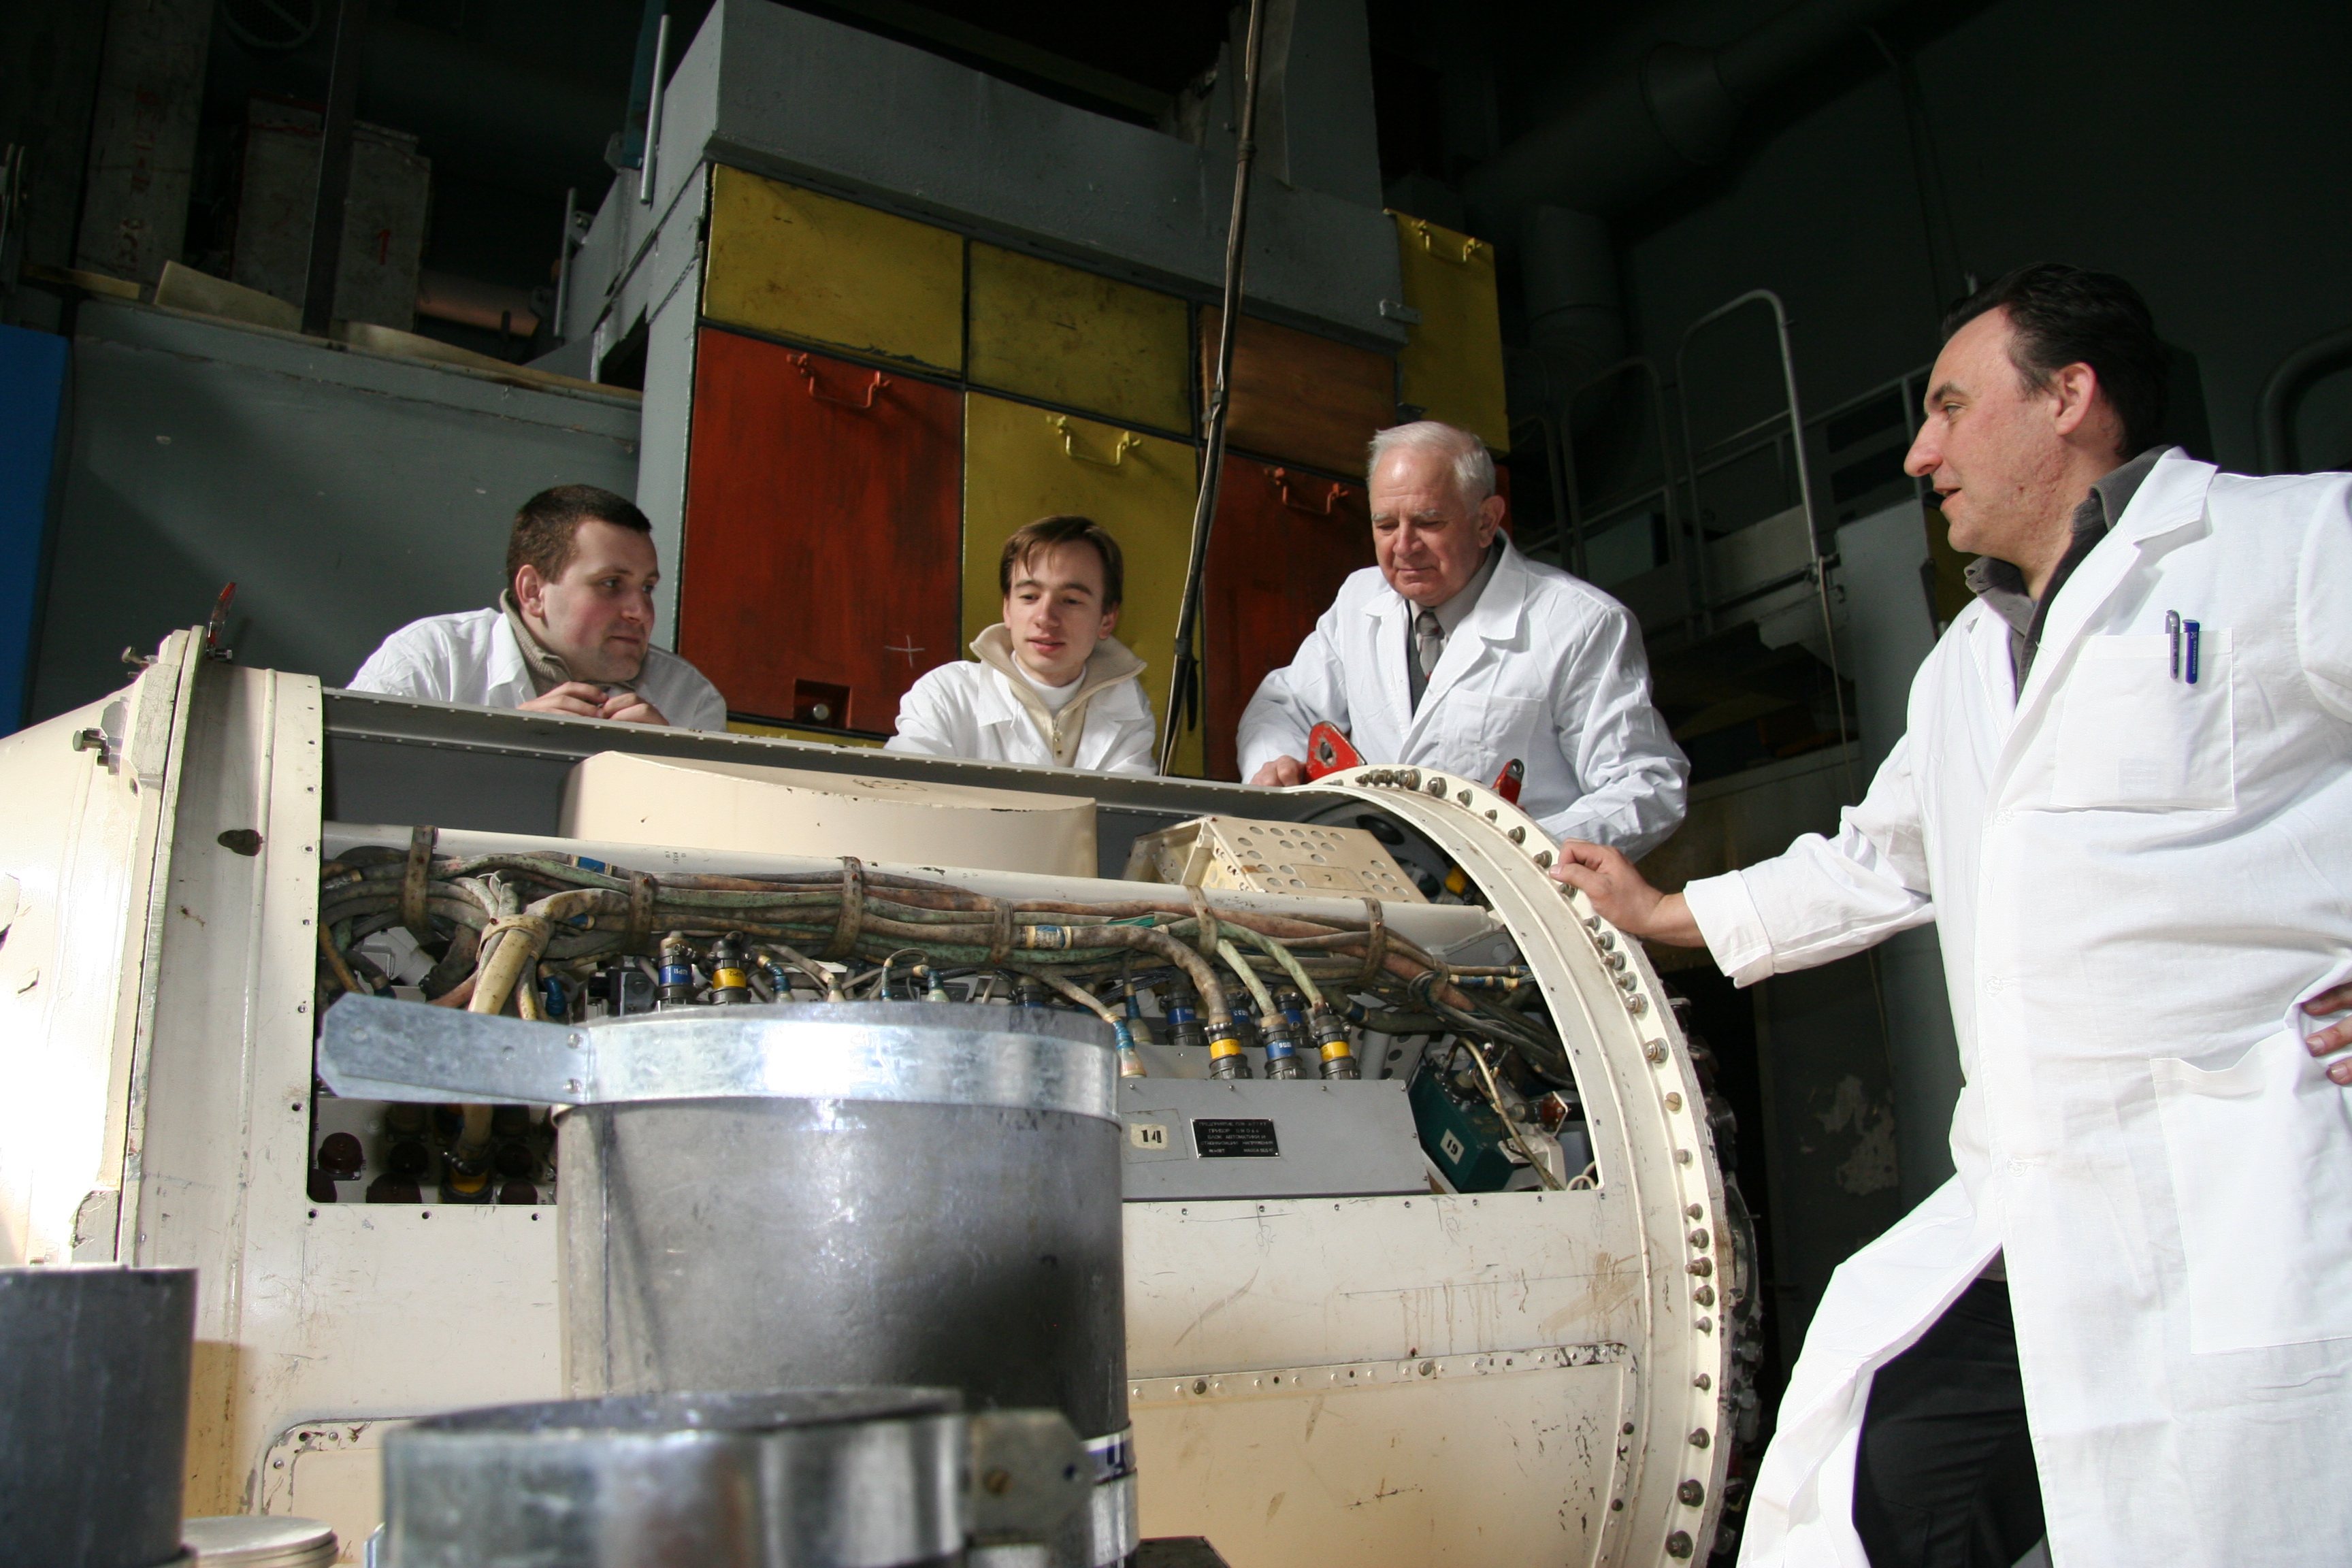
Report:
1129,1122,1170,1149
1192,1118,1280,1158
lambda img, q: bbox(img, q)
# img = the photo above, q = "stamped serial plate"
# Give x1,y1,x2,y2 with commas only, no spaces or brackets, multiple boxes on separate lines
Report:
1192,1118,1281,1158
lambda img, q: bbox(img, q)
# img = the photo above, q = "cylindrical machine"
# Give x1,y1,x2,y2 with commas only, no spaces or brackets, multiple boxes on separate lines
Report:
551,1002,1132,1565
0,1264,197,1568
382,1389,966,1568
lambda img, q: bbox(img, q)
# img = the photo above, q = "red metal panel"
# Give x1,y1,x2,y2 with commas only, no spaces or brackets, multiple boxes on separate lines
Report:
1204,456,1376,781
680,329,962,733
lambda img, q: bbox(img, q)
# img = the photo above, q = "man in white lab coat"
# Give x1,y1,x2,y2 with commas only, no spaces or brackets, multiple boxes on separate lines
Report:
348,485,727,731
1238,421,1688,855
1556,264,2352,1567
886,514,1156,773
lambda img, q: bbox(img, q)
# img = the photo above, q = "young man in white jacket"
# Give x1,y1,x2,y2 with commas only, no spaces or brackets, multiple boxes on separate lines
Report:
1556,265,2352,1567
347,485,727,730
887,514,1156,774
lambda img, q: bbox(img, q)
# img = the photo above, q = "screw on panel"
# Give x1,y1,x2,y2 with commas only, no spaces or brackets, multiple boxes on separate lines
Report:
1533,851,1553,869
1507,826,1525,843
1456,789,1471,805
1693,1373,1711,1391
1645,1044,1668,1066
1686,1204,1704,1220
1664,1093,1683,1112
1688,1428,1710,1448
1688,1258,1712,1277
1689,1230,1710,1250
1621,1422,1635,1435
1192,1379,1208,1395
1418,1360,1435,1377
1610,1499,1624,1512
1667,1529,1695,1558
1426,776,1448,796
1694,1285,1716,1307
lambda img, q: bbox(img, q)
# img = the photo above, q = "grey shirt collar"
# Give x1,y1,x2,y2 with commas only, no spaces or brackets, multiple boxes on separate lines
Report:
1963,446,2166,695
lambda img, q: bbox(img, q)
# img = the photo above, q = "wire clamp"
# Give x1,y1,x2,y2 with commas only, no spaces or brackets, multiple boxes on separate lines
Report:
1357,898,1388,986
825,858,867,960
400,824,438,941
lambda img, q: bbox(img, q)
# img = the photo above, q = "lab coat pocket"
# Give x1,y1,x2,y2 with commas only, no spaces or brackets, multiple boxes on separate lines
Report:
2150,1026,2352,1354
2050,632,2234,810
1450,693,1541,783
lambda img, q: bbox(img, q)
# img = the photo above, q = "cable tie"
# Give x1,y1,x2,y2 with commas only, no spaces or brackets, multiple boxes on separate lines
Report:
987,896,1015,966
824,857,866,960
625,870,657,951
400,823,438,941
1358,896,1387,986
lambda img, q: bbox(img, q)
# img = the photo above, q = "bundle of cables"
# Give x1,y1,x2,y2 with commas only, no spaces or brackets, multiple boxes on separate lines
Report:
316,845,1567,1092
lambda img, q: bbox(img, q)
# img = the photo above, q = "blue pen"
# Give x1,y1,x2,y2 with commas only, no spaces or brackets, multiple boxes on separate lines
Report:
2184,620,2201,685
2166,610,2180,680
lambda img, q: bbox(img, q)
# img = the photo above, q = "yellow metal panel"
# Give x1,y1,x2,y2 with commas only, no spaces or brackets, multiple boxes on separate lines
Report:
962,393,1205,776
969,243,1192,435
1389,211,1509,455
704,165,964,374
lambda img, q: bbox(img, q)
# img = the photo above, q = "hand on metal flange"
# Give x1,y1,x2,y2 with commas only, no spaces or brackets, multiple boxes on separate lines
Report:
1250,755,1308,787
1549,840,1704,948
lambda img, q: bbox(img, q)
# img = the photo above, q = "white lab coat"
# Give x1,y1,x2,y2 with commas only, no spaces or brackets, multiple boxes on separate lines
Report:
1683,451,2352,1567
1236,538,1688,855
346,605,730,732
885,628,1157,774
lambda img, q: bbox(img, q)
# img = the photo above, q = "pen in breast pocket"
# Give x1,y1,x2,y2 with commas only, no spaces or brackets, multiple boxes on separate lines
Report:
2185,620,2201,685
2166,610,2180,679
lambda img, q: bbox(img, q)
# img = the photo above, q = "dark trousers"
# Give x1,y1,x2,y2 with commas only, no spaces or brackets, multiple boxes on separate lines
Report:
1852,1279,2047,1568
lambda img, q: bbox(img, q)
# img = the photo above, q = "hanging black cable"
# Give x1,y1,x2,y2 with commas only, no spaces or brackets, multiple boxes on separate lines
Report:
1158,0,1269,775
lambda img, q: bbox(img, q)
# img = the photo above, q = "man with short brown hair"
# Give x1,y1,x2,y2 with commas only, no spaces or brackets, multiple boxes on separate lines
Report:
887,514,1155,772
348,485,726,730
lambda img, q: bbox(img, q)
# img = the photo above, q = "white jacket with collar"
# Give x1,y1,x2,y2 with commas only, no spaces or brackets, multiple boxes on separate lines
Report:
1237,537,1688,855
1691,451,2352,1567
345,606,730,732
885,629,1158,774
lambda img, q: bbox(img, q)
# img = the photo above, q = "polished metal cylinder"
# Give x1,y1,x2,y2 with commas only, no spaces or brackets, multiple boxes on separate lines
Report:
0,1265,195,1568
382,1389,964,1568
555,1002,1132,1566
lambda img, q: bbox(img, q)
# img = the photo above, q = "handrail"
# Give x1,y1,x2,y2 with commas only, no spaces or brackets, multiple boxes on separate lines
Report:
1674,289,1855,803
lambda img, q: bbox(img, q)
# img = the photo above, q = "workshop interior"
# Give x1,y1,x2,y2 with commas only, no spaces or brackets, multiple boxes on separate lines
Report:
1,0,2346,1564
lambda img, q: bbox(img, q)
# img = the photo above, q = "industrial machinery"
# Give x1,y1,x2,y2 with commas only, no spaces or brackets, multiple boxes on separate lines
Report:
1,632,1744,1565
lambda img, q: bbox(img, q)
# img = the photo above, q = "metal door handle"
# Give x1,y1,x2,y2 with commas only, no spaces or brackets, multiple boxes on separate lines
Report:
1273,468,1346,516
1051,414,1139,467
791,353,888,410
1411,220,1484,265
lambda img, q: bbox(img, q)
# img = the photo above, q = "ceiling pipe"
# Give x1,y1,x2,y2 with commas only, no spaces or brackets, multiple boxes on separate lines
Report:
1464,0,1912,418
1463,0,1912,227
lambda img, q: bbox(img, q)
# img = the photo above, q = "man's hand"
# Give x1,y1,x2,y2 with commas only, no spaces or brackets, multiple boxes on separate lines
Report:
598,690,670,726
1548,840,1705,947
1251,755,1309,787
518,681,617,719
2302,985,2352,1085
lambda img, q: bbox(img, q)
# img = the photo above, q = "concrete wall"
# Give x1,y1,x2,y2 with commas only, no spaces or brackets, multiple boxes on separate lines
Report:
1618,0,2352,474
31,301,640,723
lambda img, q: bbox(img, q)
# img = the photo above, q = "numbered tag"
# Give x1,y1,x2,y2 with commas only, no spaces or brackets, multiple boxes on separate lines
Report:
1129,1122,1170,1150
1439,1129,1466,1164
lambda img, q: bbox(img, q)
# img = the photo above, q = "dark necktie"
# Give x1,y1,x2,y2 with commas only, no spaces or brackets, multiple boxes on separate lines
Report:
1408,608,1443,711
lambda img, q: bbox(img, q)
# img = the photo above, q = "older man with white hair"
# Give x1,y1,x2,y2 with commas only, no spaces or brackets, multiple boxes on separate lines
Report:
1238,420,1688,854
